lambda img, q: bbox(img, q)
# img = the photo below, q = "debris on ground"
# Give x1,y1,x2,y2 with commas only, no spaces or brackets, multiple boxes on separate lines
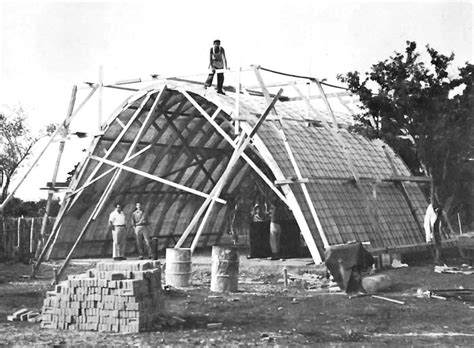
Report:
284,271,329,290
391,259,408,268
7,308,41,322
207,322,222,329
434,265,474,275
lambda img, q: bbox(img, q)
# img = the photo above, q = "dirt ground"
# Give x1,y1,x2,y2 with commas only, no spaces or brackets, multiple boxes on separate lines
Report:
0,251,473,347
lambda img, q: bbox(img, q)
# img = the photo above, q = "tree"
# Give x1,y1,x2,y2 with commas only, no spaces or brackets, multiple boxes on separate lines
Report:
0,104,56,203
338,41,473,229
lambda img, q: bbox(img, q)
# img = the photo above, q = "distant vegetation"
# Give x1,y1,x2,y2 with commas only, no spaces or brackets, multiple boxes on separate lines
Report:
1,197,61,217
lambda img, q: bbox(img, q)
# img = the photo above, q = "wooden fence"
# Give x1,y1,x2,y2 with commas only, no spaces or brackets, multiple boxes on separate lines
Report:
0,217,55,262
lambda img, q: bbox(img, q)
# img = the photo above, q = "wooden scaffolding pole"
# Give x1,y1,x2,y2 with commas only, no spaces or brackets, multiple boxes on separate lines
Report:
35,85,77,259
69,91,153,208
253,67,330,249
53,88,166,284
179,89,290,207
0,85,98,213
188,90,282,252
383,145,425,238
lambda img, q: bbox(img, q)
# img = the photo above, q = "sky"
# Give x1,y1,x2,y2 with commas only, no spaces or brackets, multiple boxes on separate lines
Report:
0,0,472,200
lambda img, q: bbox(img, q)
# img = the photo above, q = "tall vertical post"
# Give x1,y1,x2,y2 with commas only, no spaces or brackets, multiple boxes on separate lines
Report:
98,65,103,131
35,86,77,259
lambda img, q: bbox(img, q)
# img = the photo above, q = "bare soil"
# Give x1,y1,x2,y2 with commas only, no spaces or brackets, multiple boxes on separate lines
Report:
0,253,473,347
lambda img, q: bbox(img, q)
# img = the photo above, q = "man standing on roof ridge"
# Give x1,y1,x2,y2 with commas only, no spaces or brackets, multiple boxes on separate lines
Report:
204,39,227,95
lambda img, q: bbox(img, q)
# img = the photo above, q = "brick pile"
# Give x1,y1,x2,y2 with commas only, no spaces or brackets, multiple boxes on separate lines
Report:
41,260,163,333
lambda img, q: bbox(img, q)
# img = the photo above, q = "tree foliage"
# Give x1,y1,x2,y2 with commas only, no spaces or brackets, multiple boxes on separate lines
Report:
0,105,56,203
338,41,473,228
1,197,61,217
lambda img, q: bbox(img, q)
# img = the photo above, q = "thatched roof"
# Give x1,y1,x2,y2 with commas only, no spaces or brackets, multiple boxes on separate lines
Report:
47,80,428,262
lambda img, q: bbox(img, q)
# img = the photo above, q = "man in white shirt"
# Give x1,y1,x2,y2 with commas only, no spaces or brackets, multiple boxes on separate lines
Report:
109,203,127,261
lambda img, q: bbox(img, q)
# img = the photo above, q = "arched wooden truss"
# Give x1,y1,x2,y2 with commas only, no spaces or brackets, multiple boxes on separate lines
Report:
27,66,430,281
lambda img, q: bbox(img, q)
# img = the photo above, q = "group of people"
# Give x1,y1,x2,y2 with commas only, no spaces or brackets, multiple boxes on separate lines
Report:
252,201,283,260
108,202,152,261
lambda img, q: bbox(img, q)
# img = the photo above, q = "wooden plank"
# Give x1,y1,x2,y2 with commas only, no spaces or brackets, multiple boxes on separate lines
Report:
164,132,227,247
189,134,247,251
253,69,331,251
179,88,290,207
90,155,226,204
71,144,151,195
112,98,194,204
383,145,425,238
188,90,283,252
68,92,153,208
92,87,168,220
38,86,77,257
162,112,217,185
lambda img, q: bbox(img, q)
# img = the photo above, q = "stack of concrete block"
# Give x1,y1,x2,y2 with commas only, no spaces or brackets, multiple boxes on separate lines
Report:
41,260,163,333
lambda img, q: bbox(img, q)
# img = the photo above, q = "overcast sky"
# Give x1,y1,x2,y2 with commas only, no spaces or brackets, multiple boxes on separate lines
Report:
0,0,472,200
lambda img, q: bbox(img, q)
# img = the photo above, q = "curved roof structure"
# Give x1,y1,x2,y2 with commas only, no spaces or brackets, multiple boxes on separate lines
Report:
47,78,428,263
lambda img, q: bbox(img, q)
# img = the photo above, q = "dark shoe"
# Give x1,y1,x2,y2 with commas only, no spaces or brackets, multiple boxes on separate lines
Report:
121,257,127,260
113,257,121,261
138,256,144,260
217,90,225,95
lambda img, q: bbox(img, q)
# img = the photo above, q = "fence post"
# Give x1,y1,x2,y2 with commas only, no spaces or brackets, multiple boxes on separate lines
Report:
30,218,35,254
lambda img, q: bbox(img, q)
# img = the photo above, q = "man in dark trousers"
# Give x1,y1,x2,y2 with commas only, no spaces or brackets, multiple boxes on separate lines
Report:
131,202,151,259
204,39,227,94
108,203,127,261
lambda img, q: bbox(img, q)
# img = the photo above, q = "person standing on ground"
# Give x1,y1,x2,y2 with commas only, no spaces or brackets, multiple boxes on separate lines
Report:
108,203,127,261
132,202,152,259
269,200,282,260
432,206,444,265
204,39,227,94
424,203,444,265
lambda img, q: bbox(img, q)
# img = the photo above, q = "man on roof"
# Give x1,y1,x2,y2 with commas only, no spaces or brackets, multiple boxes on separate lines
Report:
204,39,227,95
